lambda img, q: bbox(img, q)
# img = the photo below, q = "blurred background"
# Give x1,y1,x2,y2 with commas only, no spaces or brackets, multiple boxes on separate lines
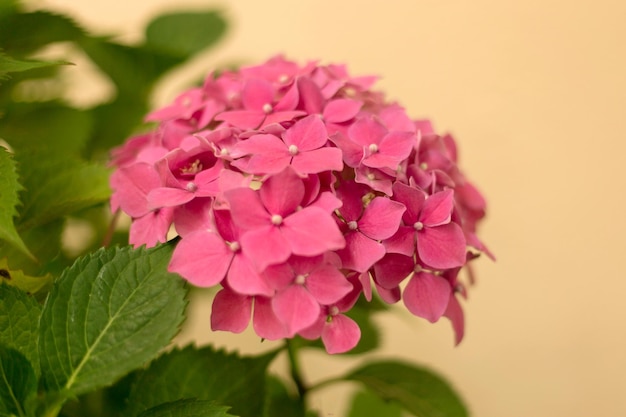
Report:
27,0,626,416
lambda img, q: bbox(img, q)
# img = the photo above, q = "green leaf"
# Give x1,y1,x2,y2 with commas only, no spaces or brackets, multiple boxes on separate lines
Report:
124,345,276,417
347,390,403,417
145,11,227,58
346,361,468,417
0,147,32,259
0,11,84,55
137,399,235,417
262,376,305,417
0,260,52,298
0,283,41,375
0,345,37,417
87,98,148,154
39,244,187,396
0,102,92,154
14,149,110,231
0,53,69,81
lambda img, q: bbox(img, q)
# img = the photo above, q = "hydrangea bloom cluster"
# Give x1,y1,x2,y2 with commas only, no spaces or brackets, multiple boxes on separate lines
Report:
110,56,491,354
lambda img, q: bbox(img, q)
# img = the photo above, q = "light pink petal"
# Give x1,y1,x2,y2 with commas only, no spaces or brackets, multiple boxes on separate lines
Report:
282,207,346,256
348,117,387,147
417,223,467,269
241,226,291,272
322,314,361,354
229,134,284,158
253,296,289,340
173,198,213,237
225,188,269,230
310,191,343,213
272,285,320,335
261,262,296,291
444,294,465,345
168,231,232,287
379,105,415,132
260,168,304,216
112,163,161,217
382,226,416,256
354,167,394,196
129,208,173,248
305,264,353,304
211,288,251,333
274,82,299,111
358,197,405,240
291,147,344,174
283,114,327,150
214,110,265,130
358,272,373,301
231,134,289,174
147,187,194,209
403,272,451,323
379,131,416,159
372,253,414,289
227,253,273,296
297,312,325,340
337,231,385,273
420,189,454,227
323,99,362,123
242,78,274,110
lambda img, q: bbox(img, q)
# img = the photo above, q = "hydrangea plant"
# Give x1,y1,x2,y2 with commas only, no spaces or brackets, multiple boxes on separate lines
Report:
0,2,491,417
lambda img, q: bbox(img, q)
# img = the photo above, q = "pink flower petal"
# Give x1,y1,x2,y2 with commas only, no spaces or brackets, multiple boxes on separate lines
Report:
242,78,274,111
211,288,251,333
168,230,232,286
372,253,414,289
337,231,385,273
444,294,465,345
225,187,269,230
147,187,194,209
214,110,265,130
272,285,320,335
392,182,426,224
129,208,173,248
112,163,161,217
305,264,353,304
417,223,466,269
260,168,305,216
253,296,289,340
297,76,324,114
420,189,454,227
348,117,386,147
383,226,416,256
358,197,405,240
283,115,327,151
322,314,361,354
403,271,451,322
291,147,344,174
241,226,291,272
282,207,346,256
227,253,273,296
323,99,362,123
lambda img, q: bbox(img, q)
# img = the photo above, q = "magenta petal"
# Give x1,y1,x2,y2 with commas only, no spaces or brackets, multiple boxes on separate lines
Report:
260,168,304,216
403,272,451,323
358,197,405,240
383,226,416,256
392,182,426,224
283,115,327,150
337,231,385,273
322,314,361,354
215,110,265,130
378,131,416,162
297,76,324,114
375,283,401,304
232,134,286,156
225,188,269,230
168,230,231,287
421,189,454,226
147,187,194,209
253,296,289,340
305,264,353,304
211,288,251,333
272,285,320,335
242,78,274,110
274,82,299,111
372,253,414,289
282,207,345,256
444,294,465,345
348,117,386,146
241,226,291,271
323,99,362,123
129,208,173,248
329,132,364,168
291,147,344,174
227,253,273,296
417,223,467,269
113,163,161,217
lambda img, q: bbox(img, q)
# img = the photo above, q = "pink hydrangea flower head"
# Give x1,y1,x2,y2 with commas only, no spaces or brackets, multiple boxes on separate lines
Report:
109,56,492,352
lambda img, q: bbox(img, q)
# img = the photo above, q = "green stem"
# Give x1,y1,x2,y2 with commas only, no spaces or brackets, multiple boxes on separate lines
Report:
285,339,307,399
39,397,65,417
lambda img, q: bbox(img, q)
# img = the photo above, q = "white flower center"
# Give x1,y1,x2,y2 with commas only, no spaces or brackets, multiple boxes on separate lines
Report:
288,144,299,155
186,182,198,192
271,214,283,225
368,143,379,153
262,103,273,114
420,162,428,170
182,97,192,107
220,148,229,156
367,173,376,181
347,220,358,230
413,221,424,231
229,241,241,252
295,274,307,285
413,264,423,273
278,74,289,83
329,306,339,316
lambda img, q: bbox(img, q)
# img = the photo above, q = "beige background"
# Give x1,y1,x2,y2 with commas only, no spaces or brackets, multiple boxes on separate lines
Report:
32,0,626,416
